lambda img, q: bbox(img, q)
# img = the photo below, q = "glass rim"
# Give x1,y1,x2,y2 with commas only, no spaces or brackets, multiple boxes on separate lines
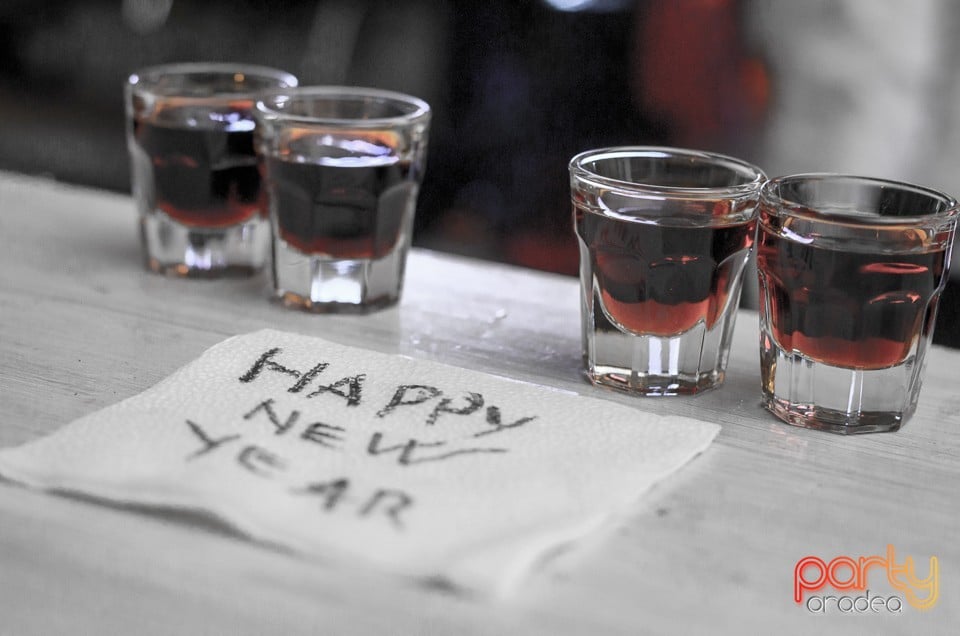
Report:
127,62,298,96
761,173,960,225
254,86,431,128
569,146,766,199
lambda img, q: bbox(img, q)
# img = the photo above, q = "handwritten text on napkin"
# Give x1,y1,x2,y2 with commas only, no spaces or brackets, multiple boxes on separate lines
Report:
0,329,718,595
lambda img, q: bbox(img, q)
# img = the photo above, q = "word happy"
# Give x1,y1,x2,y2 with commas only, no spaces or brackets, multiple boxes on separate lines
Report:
238,347,538,434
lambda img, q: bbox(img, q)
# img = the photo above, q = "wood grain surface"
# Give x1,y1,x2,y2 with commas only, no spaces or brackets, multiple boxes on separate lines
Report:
1,173,957,635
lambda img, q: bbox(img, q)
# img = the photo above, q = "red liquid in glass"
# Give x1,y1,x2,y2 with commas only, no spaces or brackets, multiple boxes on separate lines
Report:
133,105,262,228
756,220,946,369
265,134,412,260
576,204,756,336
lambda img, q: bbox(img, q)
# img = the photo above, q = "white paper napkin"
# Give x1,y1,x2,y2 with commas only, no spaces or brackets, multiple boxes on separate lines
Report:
0,329,719,596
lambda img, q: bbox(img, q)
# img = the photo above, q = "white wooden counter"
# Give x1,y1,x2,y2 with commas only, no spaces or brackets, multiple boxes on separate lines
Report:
1,172,957,634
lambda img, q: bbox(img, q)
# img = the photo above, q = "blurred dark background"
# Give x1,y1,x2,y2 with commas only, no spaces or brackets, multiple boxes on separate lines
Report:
2,0,959,345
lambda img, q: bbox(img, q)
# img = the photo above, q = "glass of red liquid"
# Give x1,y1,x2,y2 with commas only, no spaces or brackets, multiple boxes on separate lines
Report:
126,63,298,277
571,147,765,396
757,174,959,433
254,87,431,312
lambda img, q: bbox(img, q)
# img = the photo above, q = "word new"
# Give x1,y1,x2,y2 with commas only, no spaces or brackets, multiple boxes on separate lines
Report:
794,545,938,611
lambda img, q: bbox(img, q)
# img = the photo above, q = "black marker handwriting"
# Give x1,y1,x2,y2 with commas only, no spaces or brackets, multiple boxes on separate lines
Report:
367,431,507,465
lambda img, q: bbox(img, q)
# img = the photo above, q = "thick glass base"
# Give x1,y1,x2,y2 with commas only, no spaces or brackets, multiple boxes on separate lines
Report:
583,293,740,397
588,364,724,396
140,213,269,278
761,395,904,434
760,340,919,434
271,240,407,314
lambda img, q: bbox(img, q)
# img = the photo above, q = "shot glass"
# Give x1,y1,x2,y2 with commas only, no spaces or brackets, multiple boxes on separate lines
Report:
757,174,959,433
126,63,298,277
572,147,765,396
255,86,431,312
